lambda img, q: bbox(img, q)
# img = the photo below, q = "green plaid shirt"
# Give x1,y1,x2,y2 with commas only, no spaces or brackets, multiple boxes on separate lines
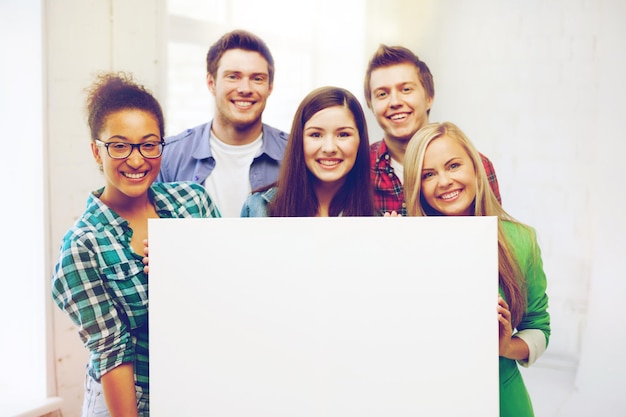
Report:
52,181,219,412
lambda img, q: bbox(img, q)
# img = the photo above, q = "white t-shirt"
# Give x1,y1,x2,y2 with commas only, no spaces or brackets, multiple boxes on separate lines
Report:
390,157,404,184
204,131,263,217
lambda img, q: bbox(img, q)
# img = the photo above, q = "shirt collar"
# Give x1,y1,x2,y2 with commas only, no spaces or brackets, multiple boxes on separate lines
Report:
88,184,181,229
86,188,131,240
191,121,286,163
373,139,392,168
259,124,285,162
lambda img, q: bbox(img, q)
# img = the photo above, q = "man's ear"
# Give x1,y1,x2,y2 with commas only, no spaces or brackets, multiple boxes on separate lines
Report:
207,73,216,96
426,95,434,112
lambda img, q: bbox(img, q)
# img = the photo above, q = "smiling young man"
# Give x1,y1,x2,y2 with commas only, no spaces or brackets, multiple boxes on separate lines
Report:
364,45,501,216
158,30,288,217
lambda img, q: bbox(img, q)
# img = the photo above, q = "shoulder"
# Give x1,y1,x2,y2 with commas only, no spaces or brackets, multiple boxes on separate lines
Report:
241,187,276,217
151,181,211,207
478,152,495,168
262,124,289,141
247,187,276,205
68,193,114,236
262,124,289,149
369,139,385,153
500,220,539,264
164,122,210,148
59,216,96,250
151,181,216,216
57,205,115,256
501,220,535,241
369,139,388,160
152,180,205,195
260,125,289,161
369,140,388,166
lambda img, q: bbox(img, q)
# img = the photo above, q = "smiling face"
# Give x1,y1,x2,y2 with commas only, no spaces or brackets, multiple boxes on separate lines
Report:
207,48,273,134
369,63,433,143
420,134,477,216
303,105,360,189
91,109,162,208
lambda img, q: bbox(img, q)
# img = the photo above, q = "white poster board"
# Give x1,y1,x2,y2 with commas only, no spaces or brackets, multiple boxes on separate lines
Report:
149,217,499,416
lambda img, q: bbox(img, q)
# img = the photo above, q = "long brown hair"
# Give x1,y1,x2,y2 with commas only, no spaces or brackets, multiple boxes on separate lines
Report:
404,122,529,327
268,86,374,217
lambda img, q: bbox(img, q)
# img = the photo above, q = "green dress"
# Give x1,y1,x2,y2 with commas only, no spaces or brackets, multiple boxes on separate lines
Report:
499,221,551,417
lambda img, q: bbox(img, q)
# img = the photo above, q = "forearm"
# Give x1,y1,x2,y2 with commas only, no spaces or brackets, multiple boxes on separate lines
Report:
101,363,138,417
500,335,529,361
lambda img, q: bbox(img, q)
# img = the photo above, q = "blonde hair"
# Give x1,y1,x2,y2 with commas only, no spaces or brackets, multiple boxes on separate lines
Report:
404,122,528,327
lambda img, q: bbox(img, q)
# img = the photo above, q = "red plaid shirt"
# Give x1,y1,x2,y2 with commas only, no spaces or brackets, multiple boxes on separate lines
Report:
370,140,502,216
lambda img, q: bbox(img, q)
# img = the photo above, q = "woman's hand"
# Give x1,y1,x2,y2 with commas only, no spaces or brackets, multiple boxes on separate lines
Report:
142,239,149,275
383,210,400,217
498,295,513,357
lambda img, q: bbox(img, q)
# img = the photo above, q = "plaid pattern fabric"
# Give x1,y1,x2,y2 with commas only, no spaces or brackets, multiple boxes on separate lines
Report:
480,154,502,205
370,140,502,216
52,181,219,411
370,140,406,216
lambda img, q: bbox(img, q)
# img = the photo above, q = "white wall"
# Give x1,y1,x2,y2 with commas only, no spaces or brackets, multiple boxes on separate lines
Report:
566,2,626,413
0,0,47,407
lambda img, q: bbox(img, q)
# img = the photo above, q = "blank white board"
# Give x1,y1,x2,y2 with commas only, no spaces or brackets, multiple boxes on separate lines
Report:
149,216,499,416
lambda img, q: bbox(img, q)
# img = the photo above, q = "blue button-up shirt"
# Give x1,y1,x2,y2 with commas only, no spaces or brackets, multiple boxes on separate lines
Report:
157,121,288,192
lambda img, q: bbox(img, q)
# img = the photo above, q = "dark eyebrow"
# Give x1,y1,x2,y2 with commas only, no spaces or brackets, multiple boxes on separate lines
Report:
106,133,160,141
223,70,268,77
305,126,356,132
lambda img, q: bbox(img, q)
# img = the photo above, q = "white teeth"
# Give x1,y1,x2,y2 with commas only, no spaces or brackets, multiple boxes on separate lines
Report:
319,160,340,166
440,190,459,200
123,172,147,179
390,113,407,121
234,101,252,108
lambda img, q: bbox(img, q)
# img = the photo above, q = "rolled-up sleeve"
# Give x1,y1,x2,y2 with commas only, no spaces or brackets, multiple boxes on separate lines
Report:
52,234,135,379
515,227,551,366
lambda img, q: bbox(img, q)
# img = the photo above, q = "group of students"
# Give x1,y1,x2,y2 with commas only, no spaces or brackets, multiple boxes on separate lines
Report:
51,29,550,417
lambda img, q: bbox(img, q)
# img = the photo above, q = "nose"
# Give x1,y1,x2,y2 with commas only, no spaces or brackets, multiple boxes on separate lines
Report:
237,77,252,95
321,134,338,154
437,171,453,187
389,89,402,107
126,146,145,167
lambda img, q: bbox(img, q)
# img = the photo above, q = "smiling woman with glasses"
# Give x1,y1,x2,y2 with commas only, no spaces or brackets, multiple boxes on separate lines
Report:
51,72,220,417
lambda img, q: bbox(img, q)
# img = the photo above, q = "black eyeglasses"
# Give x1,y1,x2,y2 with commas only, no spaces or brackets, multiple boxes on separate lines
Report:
95,139,165,159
